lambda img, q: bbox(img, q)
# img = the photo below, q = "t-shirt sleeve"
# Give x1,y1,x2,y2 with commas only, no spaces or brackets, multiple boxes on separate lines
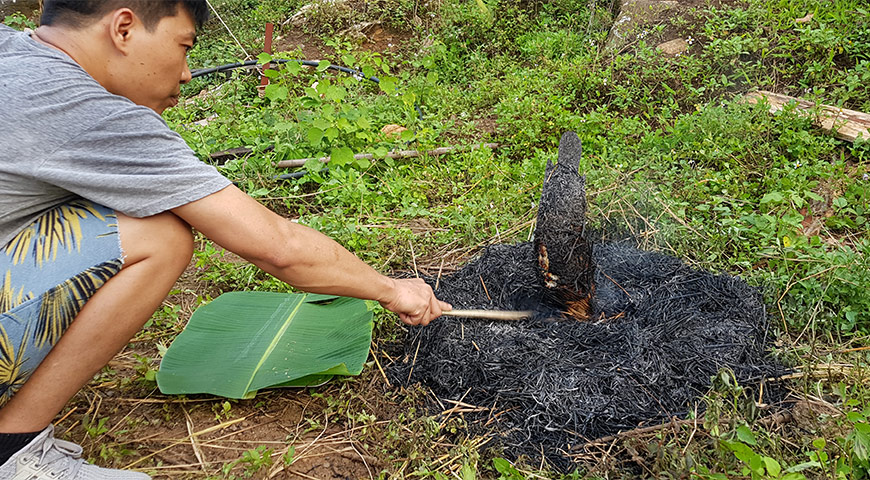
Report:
34,104,232,217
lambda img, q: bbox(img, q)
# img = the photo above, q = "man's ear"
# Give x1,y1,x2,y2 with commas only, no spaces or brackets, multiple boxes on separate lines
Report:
107,8,137,54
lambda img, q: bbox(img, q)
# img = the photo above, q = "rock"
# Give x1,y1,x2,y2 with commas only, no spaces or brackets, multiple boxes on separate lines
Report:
657,38,688,56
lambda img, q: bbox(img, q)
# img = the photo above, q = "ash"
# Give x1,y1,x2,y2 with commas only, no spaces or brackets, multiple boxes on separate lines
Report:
388,240,782,470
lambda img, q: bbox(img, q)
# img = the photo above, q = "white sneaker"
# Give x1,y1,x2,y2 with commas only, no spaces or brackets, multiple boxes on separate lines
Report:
0,425,150,479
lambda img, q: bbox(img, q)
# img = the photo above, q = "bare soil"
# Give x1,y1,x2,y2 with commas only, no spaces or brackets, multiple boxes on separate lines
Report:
274,21,413,61
62,373,386,479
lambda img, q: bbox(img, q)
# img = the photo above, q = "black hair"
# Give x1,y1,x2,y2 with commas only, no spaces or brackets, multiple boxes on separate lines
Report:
40,0,210,30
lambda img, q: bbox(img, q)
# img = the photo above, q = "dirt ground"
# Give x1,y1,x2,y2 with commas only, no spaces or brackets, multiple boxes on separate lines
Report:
60,258,399,479
62,373,389,479
46,1,752,478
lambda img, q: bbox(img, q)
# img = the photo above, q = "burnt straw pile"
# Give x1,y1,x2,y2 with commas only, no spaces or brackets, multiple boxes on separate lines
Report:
387,132,784,470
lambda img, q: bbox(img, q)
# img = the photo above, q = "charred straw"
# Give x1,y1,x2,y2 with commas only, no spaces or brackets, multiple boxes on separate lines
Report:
387,132,784,471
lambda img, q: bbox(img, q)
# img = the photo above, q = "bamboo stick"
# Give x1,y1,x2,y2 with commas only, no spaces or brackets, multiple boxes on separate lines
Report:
275,143,500,168
441,309,533,321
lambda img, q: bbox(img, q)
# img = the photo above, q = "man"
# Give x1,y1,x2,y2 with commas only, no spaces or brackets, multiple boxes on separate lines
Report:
0,1,450,478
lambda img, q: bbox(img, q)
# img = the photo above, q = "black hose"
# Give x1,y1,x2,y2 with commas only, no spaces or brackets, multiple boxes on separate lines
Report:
191,59,380,83
273,168,329,180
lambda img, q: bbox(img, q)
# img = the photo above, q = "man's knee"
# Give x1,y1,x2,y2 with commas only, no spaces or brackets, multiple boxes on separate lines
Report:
117,212,194,271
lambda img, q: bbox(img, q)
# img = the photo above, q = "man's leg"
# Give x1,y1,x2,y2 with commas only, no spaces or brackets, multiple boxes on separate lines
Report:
0,211,193,432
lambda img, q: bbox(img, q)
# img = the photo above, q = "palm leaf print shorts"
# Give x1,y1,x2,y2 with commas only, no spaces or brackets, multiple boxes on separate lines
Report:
0,199,124,406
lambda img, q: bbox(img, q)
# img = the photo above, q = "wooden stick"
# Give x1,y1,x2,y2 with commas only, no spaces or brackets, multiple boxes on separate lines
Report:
369,346,391,388
478,275,491,301
742,90,870,143
441,309,533,321
275,143,500,168
259,22,274,88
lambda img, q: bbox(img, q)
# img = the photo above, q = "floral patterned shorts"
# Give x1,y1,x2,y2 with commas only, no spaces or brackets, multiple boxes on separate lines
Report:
0,199,123,406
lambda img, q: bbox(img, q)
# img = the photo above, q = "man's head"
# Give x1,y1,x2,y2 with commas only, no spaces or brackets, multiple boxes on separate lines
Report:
41,1,209,32
36,1,210,113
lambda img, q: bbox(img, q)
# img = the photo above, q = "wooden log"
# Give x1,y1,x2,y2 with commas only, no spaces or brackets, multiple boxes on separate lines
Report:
275,143,500,168
743,90,870,143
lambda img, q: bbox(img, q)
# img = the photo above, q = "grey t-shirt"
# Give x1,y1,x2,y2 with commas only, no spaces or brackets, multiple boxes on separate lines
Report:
0,24,232,246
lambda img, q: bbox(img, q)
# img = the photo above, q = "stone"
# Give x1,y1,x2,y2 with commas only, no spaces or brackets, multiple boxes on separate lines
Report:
657,37,689,56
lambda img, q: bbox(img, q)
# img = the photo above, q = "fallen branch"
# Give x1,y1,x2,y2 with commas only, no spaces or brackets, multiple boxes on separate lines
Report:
743,90,870,143
275,143,500,168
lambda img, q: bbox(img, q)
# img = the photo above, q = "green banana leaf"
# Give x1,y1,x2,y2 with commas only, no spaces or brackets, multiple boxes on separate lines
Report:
156,291,374,399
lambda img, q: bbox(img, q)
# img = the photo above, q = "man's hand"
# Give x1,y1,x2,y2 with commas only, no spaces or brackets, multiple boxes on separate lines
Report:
380,278,452,326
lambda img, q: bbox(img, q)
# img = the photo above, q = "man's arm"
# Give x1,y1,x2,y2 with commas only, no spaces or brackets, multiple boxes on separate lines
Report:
172,185,450,325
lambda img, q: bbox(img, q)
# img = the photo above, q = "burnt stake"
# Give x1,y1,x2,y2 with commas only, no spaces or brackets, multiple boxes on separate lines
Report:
535,131,595,320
